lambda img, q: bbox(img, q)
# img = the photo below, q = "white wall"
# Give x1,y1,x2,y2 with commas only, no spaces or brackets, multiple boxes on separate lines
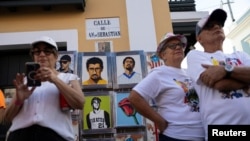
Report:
0,29,78,51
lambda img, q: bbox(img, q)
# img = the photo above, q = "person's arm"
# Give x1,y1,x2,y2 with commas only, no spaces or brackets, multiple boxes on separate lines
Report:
229,66,250,84
104,111,110,128
3,96,23,123
200,64,249,90
50,76,85,110
4,73,35,123
200,64,226,87
36,66,85,110
213,78,248,91
0,109,5,123
86,114,91,129
128,90,168,133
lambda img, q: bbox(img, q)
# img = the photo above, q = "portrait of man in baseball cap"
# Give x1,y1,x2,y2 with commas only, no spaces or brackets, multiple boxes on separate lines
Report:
83,95,111,130
57,54,74,74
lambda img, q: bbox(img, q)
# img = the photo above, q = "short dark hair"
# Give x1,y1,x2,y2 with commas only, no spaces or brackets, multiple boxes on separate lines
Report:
91,97,101,105
86,57,103,70
123,56,135,65
60,54,71,62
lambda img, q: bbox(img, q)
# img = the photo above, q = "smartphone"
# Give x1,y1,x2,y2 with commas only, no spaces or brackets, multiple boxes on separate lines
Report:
25,62,41,86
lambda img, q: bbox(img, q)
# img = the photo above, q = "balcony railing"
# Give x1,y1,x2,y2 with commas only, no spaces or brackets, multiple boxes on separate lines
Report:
169,0,196,12
0,0,85,12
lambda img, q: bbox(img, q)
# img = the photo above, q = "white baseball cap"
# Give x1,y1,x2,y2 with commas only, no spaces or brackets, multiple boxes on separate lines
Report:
31,36,58,50
156,32,187,56
196,9,227,36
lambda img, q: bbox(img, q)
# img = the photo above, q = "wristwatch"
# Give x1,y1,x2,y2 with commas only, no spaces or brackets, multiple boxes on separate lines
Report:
224,64,234,78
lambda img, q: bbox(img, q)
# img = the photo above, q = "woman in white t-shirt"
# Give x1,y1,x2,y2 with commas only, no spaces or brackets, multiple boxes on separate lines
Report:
128,32,204,141
4,36,85,141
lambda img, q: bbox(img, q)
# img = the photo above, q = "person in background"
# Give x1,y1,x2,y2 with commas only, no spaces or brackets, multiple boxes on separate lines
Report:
0,89,6,123
57,54,79,141
186,8,250,140
86,97,110,129
4,36,85,141
57,54,74,74
82,57,107,85
117,56,142,84
129,32,204,141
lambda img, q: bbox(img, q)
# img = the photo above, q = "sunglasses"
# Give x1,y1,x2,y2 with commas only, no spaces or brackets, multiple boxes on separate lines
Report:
32,49,54,56
60,61,69,64
165,43,186,50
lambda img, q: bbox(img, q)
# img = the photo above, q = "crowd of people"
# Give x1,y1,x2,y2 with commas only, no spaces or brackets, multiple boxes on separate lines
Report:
1,8,250,141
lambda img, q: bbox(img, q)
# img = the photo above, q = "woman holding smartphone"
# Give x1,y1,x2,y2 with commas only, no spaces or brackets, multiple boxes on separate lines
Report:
4,36,85,141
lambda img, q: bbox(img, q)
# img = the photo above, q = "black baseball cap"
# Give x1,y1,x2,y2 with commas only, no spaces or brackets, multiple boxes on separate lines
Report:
60,55,71,62
196,9,227,36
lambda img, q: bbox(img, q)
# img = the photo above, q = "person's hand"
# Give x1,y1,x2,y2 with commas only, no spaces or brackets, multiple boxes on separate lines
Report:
36,67,58,82
200,64,226,87
156,119,168,133
13,73,36,103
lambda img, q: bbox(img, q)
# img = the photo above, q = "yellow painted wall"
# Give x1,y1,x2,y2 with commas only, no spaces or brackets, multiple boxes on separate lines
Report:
0,0,172,52
152,0,173,43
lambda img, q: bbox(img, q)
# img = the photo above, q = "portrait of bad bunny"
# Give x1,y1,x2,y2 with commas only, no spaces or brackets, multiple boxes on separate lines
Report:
56,51,77,74
79,52,112,88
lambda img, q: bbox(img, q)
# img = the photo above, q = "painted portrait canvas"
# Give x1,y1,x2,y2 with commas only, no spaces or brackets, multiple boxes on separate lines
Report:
82,93,112,130
114,92,144,127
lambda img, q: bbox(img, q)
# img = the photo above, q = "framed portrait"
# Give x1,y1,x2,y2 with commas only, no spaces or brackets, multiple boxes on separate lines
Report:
71,109,81,141
56,51,78,74
78,52,113,89
82,138,115,141
95,41,113,52
112,50,147,89
82,91,114,134
3,88,16,107
114,91,144,128
114,132,145,141
145,52,164,73
145,118,159,141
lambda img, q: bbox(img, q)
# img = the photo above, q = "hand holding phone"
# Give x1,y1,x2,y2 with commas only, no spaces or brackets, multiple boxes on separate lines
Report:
25,62,41,86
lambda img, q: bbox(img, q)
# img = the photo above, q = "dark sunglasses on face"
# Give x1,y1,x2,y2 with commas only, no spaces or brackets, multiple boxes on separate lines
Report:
32,49,54,56
60,61,69,64
165,42,185,50
203,21,223,30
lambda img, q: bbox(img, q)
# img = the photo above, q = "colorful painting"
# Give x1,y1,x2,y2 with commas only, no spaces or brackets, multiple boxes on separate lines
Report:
146,52,163,73
114,92,144,127
114,133,145,141
83,94,112,130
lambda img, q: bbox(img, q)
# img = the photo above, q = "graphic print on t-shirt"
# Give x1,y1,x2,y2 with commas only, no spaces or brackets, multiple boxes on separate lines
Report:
210,56,250,99
174,78,200,112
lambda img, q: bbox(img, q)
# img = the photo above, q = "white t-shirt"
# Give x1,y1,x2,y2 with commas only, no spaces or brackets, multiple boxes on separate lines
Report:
117,71,142,84
89,109,107,129
186,50,250,140
9,73,80,141
133,65,204,140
